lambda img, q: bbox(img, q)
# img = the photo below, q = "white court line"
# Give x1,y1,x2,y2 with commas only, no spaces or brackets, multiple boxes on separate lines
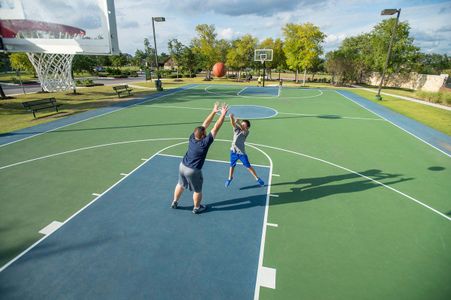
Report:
272,174,280,177
257,266,276,289
237,87,248,96
0,140,189,272
157,153,270,168
335,90,451,158
266,223,278,227
92,193,101,196
0,85,197,149
125,103,380,122
246,142,274,299
270,194,279,197
147,105,211,111
205,85,279,99
120,173,129,176
141,158,147,161
0,139,274,275
1,137,447,221
0,138,186,171
248,141,451,221
278,111,383,121
39,221,63,235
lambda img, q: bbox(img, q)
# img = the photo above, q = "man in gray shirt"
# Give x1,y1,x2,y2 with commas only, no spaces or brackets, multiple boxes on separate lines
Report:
225,114,264,187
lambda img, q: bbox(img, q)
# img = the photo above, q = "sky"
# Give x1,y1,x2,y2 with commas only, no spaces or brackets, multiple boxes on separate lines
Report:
6,0,449,56
112,0,451,56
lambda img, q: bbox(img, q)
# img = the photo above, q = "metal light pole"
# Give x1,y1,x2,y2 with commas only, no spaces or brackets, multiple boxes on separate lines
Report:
152,17,165,91
376,8,401,100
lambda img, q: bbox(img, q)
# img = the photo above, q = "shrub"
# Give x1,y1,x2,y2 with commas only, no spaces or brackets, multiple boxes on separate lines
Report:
415,91,451,105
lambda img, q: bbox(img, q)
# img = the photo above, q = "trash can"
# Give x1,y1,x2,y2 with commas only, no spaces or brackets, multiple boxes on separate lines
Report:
155,79,163,91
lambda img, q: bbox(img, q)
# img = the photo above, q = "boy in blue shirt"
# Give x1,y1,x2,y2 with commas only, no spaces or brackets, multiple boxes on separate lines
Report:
225,114,264,187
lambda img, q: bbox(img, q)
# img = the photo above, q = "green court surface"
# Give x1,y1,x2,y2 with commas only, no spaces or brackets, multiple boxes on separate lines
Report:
1,85,450,299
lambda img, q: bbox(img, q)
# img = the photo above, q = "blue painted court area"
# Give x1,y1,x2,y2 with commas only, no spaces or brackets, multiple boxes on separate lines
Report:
0,155,270,300
220,105,278,119
239,86,279,97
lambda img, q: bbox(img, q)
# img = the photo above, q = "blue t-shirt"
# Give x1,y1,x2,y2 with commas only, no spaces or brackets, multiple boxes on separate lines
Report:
182,132,214,169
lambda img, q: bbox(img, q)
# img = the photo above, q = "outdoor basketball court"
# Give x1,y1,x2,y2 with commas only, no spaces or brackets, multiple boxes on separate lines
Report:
0,84,450,299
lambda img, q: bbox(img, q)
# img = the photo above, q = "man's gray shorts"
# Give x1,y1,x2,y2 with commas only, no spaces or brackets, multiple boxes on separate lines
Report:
178,162,203,193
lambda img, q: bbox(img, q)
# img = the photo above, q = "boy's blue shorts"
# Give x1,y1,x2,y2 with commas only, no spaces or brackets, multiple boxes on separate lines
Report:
230,151,251,168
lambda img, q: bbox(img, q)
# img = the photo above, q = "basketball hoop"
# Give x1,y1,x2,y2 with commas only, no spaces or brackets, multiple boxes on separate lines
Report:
254,49,273,87
27,52,75,92
0,20,85,92
0,0,120,92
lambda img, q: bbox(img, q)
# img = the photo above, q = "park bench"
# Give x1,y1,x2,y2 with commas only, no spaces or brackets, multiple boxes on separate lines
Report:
22,98,61,118
113,84,133,97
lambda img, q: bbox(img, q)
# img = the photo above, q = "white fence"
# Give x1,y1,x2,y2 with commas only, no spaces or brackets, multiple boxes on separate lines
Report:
365,72,449,92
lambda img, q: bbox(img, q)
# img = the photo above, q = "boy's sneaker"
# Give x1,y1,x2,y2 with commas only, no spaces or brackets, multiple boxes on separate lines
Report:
257,178,265,186
225,178,233,187
192,205,207,214
171,201,178,209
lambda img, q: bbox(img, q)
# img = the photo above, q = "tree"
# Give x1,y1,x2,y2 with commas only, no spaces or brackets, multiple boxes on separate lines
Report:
226,35,257,80
72,55,96,75
96,55,112,67
259,38,275,79
168,39,184,79
273,38,287,80
111,53,128,69
325,50,355,85
192,24,219,79
179,46,199,77
370,19,419,79
337,33,373,82
217,39,231,64
283,23,326,85
9,53,34,73
416,53,451,75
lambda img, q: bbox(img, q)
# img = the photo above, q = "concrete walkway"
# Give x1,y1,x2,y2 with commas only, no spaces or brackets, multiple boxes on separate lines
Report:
352,85,451,111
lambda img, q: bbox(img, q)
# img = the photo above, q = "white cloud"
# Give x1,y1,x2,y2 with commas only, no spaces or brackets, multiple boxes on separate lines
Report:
218,28,235,40
114,0,451,55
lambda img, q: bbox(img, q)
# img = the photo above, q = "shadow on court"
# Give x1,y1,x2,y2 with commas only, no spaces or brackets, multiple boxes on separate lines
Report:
240,169,414,206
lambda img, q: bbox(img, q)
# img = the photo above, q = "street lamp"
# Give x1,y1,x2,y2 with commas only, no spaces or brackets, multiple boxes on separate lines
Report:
152,16,165,91
376,8,401,100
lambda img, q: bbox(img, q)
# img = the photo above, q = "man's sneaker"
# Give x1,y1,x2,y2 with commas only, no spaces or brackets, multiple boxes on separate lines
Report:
225,178,233,187
171,201,178,209
257,178,265,186
192,205,207,214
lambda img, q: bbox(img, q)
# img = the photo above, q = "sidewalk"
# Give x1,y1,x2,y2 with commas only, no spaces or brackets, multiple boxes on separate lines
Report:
352,85,451,111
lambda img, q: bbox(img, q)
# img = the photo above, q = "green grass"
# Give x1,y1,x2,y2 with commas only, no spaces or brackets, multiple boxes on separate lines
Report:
1,85,449,298
0,83,188,134
358,84,451,106
347,88,451,135
0,72,37,84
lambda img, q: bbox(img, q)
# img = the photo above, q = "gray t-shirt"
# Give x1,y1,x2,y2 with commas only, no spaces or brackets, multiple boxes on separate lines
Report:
231,124,249,154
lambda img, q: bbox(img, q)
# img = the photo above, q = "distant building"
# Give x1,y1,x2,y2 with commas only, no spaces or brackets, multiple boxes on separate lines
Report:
163,57,178,70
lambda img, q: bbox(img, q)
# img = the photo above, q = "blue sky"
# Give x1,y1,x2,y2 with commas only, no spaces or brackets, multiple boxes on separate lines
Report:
115,0,451,56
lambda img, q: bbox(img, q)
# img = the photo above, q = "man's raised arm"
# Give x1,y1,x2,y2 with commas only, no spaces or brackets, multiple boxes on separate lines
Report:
202,102,219,129
211,104,229,138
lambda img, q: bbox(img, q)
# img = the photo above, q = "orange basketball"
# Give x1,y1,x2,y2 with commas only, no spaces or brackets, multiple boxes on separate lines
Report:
212,62,226,77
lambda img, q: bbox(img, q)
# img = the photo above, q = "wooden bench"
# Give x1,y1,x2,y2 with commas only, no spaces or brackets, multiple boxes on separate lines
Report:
22,98,61,118
113,85,133,97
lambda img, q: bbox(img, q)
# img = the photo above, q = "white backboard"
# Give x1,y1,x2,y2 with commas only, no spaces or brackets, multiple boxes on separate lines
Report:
0,0,119,55
254,49,273,62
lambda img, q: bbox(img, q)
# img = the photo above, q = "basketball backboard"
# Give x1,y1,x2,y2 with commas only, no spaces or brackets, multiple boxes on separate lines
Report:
254,49,273,63
0,0,119,55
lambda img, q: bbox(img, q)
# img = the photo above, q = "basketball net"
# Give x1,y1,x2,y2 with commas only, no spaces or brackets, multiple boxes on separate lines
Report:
27,53,75,92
